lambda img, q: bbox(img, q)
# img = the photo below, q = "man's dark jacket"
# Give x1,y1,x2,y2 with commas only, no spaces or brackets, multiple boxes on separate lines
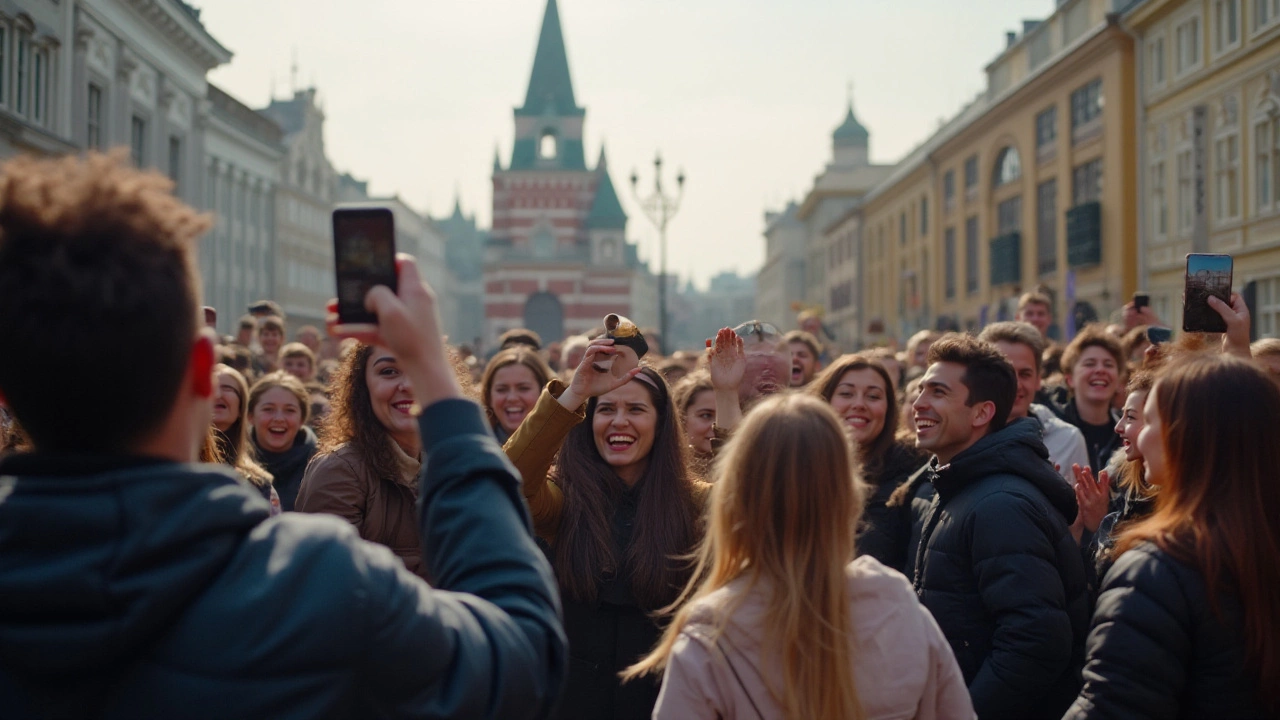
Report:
0,400,567,719
909,418,1088,720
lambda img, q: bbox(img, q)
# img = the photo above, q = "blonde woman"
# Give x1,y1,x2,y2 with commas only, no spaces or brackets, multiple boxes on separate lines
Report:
625,394,973,719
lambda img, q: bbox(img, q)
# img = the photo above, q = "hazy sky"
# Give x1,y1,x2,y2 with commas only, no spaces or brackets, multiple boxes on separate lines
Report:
202,0,1051,288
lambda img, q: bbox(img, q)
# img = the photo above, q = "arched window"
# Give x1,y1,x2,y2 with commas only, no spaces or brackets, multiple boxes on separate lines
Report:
539,131,557,160
993,146,1022,187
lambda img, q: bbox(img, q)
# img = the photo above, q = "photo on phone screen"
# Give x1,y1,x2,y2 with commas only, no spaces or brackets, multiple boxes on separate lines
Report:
1182,253,1233,334
333,207,397,325
1146,326,1173,345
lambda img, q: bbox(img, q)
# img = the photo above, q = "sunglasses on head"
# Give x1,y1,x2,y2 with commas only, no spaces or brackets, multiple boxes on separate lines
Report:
732,321,782,343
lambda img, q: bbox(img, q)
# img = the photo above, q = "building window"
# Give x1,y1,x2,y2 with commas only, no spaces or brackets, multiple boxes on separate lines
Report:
1070,79,1103,141
993,146,1022,187
1214,0,1241,54
168,136,183,191
1036,107,1057,151
1255,275,1280,337
1256,113,1280,213
15,31,27,116
1149,36,1166,89
1177,147,1194,231
1175,15,1202,75
944,227,957,300
539,131,557,160
900,211,907,245
130,116,147,167
1072,158,1103,205
1254,0,1280,31
32,47,45,124
1037,179,1057,275
965,216,979,294
1214,132,1239,222
920,196,929,235
944,170,956,211
997,196,1022,235
1151,160,1168,239
964,155,978,192
87,84,102,149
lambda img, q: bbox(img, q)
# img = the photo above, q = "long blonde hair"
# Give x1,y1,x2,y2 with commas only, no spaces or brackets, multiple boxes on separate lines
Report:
623,393,867,720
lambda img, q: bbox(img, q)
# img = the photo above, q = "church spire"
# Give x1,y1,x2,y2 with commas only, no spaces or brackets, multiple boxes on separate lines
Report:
517,0,582,117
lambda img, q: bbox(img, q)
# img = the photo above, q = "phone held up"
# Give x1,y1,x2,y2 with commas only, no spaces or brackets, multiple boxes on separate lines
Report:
332,206,397,325
1132,292,1149,309
1182,253,1233,334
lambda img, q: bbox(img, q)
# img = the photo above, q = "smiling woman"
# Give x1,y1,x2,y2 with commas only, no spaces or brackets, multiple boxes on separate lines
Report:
480,346,554,443
295,343,430,578
247,371,316,512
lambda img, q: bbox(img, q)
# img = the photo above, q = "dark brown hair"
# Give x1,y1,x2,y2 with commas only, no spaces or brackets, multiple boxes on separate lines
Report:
553,367,699,611
479,347,553,430
317,344,401,485
1061,323,1124,377
1116,353,1280,711
809,354,898,475
926,335,1017,432
672,370,714,418
0,151,210,452
782,330,823,359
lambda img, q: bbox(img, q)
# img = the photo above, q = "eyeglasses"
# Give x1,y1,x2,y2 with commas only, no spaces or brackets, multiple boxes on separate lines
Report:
732,321,782,343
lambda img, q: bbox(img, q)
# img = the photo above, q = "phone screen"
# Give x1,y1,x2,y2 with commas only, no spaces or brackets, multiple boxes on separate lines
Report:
333,207,397,325
1182,253,1233,333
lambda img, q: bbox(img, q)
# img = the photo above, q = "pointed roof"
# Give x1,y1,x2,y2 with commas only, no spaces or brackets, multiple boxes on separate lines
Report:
833,98,869,146
517,0,583,118
586,147,627,229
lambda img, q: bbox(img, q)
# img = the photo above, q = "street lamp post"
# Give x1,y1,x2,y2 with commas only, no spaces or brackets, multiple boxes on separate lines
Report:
630,152,684,353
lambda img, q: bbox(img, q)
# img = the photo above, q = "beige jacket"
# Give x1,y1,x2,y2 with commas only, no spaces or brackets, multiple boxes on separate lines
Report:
653,556,975,720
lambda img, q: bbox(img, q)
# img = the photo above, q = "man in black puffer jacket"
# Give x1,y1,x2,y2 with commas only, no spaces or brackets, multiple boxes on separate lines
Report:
907,336,1088,720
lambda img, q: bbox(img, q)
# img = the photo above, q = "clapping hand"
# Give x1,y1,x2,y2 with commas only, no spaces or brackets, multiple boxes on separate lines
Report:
1069,464,1112,544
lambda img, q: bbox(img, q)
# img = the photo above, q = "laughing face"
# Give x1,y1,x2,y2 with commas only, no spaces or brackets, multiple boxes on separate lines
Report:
829,368,889,447
365,346,419,454
994,340,1040,420
1136,386,1165,484
592,380,658,485
212,372,242,432
489,362,541,434
682,388,716,456
912,361,992,464
1068,346,1120,408
1115,389,1148,462
741,340,790,404
250,386,303,453
789,341,819,387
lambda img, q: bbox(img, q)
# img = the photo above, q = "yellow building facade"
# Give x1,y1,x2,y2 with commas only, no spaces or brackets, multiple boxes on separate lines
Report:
1131,0,1280,335
853,0,1139,344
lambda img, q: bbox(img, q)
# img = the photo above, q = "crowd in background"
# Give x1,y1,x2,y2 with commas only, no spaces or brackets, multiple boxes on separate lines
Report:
2,153,1280,719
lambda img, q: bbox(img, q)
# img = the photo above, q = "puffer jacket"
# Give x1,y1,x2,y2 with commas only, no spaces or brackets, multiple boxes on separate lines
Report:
0,400,566,719
910,418,1088,720
1066,543,1272,719
295,439,424,578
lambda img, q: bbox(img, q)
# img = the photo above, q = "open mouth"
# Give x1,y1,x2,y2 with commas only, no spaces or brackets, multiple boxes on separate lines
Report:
791,364,803,381
503,406,528,424
1088,377,1111,390
606,433,636,451
756,380,780,394
214,402,229,412
266,426,290,441
392,400,414,415
915,417,938,434
844,415,871,429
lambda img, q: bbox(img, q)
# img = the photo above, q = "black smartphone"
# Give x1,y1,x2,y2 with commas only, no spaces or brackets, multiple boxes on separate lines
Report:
1133,292,1149,309
1146,326,1173,345
1182,253,1233,333
332,206,397,325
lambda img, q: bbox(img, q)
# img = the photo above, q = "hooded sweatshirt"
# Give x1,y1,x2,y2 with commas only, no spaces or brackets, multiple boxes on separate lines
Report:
910,417,1089,720
652,556,975,719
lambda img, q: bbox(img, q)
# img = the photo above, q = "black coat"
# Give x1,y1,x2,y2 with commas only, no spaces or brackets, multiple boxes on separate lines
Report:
0,401,566,719
910,418,1089,720
857,442,929,573
1065,542,1272,719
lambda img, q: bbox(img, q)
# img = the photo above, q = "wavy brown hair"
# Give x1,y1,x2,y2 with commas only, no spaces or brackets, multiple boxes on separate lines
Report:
809,354,898,476
625,394,867,719
479,346,553,430
1116,353,1280,711
553,366,699,611
317,343,401,485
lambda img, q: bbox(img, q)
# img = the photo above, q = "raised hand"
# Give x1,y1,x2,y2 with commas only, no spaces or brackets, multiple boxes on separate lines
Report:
708,327,745,393
1069,464,1112,544
1208,293,1252,360
558,339,641,411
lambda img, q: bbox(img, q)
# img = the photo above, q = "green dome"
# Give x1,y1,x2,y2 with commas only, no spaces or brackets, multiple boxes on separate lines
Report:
833,105,868,146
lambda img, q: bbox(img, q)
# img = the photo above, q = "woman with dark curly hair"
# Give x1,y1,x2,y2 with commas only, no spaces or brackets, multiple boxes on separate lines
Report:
296,343,427,578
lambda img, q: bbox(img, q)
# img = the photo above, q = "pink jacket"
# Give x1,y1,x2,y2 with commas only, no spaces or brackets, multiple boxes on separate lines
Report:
653,556,975,719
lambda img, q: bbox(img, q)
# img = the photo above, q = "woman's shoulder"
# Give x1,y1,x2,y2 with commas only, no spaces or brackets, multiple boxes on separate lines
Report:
305,444,365,479
847,555,917,602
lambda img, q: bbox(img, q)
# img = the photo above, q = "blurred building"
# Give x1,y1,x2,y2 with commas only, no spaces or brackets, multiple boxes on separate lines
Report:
1128,0,1280,336
259,87,337,330
858,0,1139,343
203,85,284,334
484,0,655,346
756,202,806,329
670,271,756,351
441,198,488,351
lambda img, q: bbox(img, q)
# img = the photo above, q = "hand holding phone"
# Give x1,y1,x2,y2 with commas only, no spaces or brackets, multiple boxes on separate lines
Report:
333,206,397,325
1182,253,1233,333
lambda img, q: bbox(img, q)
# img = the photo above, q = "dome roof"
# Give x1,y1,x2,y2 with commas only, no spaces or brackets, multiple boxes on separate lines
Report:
833,104,869,146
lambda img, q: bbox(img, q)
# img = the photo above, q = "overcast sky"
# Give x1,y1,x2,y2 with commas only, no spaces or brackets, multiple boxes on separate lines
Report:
202,0,1052,289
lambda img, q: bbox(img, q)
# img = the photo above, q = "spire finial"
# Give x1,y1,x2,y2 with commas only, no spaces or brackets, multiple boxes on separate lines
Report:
291,48,298,93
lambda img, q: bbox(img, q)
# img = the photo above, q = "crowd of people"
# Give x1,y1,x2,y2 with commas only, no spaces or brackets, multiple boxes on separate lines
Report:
1,152,1279,720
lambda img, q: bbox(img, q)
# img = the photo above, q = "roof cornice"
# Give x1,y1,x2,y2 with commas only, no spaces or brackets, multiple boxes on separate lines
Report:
125,0,231,70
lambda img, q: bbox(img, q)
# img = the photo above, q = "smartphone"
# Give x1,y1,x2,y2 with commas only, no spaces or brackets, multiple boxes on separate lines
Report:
1182,253,1233,333
1133,292,1149,309
332,206,397,325
1146,326,1173,345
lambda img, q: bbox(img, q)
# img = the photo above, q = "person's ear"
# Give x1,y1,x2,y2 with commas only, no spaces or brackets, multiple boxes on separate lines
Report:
191,332,216,399
972,399,996,429
1063,371,1075,391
